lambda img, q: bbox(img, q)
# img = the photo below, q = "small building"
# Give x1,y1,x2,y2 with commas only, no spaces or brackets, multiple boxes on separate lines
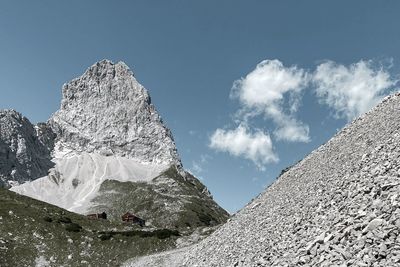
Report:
87,212,107,220
121,212,145,227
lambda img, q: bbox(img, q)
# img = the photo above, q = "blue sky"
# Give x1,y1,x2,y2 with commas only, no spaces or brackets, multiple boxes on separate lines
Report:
1,1,400,213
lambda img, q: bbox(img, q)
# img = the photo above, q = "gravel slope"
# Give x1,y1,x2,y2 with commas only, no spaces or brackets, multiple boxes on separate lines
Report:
123,247,187,267
126,93,400,266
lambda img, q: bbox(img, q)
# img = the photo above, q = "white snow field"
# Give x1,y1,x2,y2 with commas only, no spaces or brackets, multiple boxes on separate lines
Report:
10,149,168,214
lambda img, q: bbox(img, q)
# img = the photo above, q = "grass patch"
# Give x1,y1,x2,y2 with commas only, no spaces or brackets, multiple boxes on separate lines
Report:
89,166,229,230
0,188,179,267
43,216,53,222
98,229,180,240
65,223,82,232
57,216,72,224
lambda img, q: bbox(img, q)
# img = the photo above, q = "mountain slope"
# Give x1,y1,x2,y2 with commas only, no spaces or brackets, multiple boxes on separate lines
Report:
89,166,229,229
126,93,400,266
10,152,168,214
7,59,228,230
0,188,180,267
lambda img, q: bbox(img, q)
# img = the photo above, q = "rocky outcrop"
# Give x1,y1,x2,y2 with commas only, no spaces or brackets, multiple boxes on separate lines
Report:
49,60,180,165
0,110,54,187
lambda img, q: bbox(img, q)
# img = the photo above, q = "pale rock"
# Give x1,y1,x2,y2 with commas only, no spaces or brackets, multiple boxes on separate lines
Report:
49,60,180,166
362,219,385,234
0,110,54,187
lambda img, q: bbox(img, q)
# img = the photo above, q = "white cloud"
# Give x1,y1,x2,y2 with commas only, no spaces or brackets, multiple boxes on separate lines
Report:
210,58,398,172
252,177,259,182
188,161,205,180
274,117,310,142
313,60,397,120
191,161,203,174
231,59,310,142
190,154,211,174
188,154,212,179
200,154,212,163
209,125,278,170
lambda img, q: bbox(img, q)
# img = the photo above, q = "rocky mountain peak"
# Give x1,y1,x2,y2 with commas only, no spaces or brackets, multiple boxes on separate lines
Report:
0,109,53,187
0,109,21,118
49,60,181,165
2,60,228,240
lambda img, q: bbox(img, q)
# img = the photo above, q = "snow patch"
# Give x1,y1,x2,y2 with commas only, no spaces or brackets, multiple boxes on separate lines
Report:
11,151,169,214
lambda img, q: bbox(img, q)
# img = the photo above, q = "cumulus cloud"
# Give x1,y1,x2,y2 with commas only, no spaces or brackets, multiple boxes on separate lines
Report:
189,154,212,177
274,117,310,142
191,161,203,174
209,58,398,171
209,125,278,170
231,59,310,142
313,60,397,120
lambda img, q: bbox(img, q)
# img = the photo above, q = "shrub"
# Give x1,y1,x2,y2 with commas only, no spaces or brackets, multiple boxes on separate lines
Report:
154,229,180,239
99,233,113,241
43,216,53,222
57,217,72,224
198,213,213,225
65,223,82,232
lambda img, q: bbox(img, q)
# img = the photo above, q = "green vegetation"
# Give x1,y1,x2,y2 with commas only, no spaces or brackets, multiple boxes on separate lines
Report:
65,223,82,232
98,229,180,240
89,166,230,230
0,188,179,267
57,216,72,224
0,166,229,266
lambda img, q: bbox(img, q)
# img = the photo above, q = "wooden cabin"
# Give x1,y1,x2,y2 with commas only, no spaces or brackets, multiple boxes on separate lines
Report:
121,212,145,227
87,212,107,220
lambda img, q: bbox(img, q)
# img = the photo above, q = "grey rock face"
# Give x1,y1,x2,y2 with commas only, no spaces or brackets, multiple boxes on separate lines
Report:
0,110,54,187
49,60,180,165
35,122,56,153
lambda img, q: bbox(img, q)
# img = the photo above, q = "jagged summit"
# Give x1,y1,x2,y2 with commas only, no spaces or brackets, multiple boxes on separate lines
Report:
0,109,28,120
49,59,180,165
0,109,53,187
72,60,136,88
1,109,20,115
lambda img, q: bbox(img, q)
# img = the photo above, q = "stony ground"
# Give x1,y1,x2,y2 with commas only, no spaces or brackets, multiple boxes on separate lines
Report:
125,93,400,266
123,247,187,267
